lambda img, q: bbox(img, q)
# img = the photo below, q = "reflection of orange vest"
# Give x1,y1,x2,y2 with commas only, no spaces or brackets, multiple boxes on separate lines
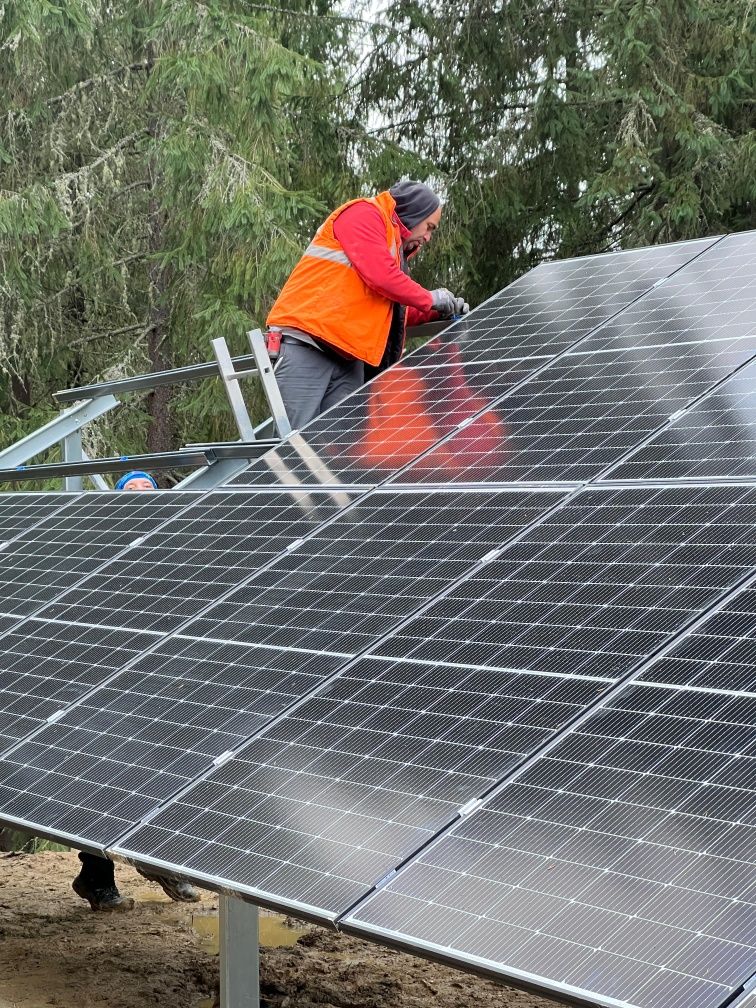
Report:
353,351,508,474
267,191,401,367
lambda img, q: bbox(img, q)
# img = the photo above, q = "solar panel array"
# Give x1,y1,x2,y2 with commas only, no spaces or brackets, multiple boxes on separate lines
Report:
1,229,755,1008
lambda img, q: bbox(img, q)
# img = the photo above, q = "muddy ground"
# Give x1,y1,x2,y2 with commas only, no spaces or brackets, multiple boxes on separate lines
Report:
0,851,556,1008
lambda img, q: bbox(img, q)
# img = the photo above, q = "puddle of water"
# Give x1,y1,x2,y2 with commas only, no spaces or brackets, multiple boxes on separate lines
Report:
193,911,220,954
191,908,307,956
259,912,307,948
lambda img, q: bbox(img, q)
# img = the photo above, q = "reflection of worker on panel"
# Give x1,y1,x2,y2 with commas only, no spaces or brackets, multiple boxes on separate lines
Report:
265,180,469,430
351,341,508,476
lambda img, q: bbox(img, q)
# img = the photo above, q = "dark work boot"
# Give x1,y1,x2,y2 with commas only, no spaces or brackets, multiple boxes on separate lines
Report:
72,873,135,912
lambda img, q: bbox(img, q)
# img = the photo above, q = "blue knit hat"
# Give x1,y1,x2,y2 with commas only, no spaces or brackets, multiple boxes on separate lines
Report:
115,470,158,490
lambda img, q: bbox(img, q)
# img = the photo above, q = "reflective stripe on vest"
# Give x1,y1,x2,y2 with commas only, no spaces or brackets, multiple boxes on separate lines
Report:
304,242,352,267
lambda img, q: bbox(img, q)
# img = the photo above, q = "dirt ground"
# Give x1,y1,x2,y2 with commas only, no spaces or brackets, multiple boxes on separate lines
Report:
0,851,556,1008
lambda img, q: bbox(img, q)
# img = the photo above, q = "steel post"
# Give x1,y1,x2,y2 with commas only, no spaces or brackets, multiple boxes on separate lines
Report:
219,895,259,1008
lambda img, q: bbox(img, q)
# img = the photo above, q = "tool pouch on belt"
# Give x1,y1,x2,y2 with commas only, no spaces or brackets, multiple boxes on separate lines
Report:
264,329,282,362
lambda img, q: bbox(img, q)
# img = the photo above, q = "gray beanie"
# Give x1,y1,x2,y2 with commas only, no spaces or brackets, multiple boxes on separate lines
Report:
389,180,441,229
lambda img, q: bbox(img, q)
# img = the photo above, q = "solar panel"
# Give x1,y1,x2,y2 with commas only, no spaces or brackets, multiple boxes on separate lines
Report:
0,491,198,619
347,585,756,1008
41,489,348,633
229,238,715,488
0,639,346,846
116,654,608,917
0,492,76,543
608,357,756,481
182,489,564,654
113,482,756,923
392,231,756,485
375,485,756,679
407,239,717,368
0,619,158,755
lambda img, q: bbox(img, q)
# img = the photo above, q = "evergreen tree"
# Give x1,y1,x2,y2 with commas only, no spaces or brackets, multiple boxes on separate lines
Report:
358,0,755,303
0,0,358,461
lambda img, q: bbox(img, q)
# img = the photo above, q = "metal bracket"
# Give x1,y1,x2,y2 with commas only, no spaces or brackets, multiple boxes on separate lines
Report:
0,395,119,469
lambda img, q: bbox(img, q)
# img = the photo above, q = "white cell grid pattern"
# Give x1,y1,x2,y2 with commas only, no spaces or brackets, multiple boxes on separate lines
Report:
42,489,347,634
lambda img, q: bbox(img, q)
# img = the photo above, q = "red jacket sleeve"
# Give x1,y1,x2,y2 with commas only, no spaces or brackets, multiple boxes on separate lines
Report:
332,202,434,312
406,305,441,327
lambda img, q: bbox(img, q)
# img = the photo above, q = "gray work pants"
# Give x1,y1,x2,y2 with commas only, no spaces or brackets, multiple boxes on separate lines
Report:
274,338,364,430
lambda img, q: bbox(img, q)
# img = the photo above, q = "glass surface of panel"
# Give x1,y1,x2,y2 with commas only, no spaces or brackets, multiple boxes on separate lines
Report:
406,238,716,368
639,584,756,692
393,231,756,485
374,484,756,680
347,617,756,1008
0,619,157,754
118,654,607,918
609,357,756,481
0,492,75,542
0,491,196,618
0,638,345,845
42,490,347,633
183,489,563,654
229,239,714,489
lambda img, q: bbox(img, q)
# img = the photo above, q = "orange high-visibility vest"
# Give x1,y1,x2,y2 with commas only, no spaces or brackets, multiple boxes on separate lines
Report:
267,191,402,367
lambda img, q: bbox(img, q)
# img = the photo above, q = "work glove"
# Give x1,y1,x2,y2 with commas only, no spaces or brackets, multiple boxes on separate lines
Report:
431,288,470,318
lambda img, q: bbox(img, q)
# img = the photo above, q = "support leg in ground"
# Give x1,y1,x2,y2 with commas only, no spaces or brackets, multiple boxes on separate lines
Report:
219,894,259,1008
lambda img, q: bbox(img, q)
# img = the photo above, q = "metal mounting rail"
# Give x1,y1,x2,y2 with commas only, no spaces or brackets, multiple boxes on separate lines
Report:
183,441,281,460
54,354,260,403
0,450,216,484
54,323,446,405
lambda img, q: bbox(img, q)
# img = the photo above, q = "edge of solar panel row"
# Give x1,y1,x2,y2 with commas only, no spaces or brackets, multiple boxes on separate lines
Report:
1,230,755,1008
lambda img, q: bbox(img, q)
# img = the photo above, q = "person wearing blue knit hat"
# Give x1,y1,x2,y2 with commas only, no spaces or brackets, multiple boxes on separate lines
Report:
114,470,159,491
71,469,200,911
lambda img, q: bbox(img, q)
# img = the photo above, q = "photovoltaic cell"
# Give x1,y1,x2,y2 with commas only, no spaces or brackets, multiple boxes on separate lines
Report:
0,619,156,755
42,490,347,633
639,584,756,692
348,590,756,1008
117,654,607,917
0,491,196,619
229,239,714,489
374,484,756,679
183,489,564,654
0,492,75,542
0,638,346,846
393,231,756,485
608,357,756,481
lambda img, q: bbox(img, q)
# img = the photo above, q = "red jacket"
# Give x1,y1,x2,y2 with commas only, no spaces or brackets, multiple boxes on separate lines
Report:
331,202,439,329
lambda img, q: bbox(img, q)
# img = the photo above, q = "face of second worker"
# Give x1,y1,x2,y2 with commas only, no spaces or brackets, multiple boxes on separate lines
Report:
403,206,443,256
122,476,156,491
